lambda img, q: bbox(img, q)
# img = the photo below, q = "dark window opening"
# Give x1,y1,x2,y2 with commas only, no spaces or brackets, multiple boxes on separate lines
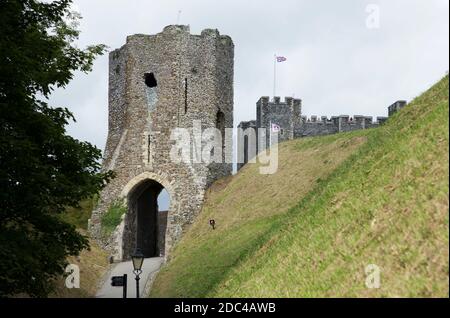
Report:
216,110,225,158
184,78,188,114
243,135,248,164
147,135,151,163
144,72,157,88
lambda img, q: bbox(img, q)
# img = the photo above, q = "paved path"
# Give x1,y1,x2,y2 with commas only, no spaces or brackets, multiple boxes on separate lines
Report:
96,257,164,298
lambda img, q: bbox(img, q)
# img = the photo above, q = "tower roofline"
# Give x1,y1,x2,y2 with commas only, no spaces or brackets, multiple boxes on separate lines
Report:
124,25,233,47
257,96,302,104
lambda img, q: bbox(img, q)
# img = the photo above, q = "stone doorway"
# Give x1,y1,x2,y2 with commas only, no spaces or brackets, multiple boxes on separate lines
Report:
122,179,170,259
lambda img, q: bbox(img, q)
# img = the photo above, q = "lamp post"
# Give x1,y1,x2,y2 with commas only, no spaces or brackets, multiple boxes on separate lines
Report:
131,249,144,298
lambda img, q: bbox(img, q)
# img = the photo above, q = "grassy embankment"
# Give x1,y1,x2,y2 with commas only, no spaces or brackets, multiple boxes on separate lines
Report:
51,198,109,297
151,75,449,297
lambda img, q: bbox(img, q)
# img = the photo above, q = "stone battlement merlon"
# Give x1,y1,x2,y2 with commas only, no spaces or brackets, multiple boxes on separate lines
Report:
163,24,190,33
124,25,234,47
301,115,388,125
257,96,302,106
238,120,257,128
388,100,407,116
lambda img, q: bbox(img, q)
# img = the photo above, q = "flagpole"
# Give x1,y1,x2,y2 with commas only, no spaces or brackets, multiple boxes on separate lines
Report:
273,54,276,98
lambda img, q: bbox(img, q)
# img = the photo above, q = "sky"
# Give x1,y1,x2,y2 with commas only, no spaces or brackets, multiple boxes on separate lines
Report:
50,0,450,149
48,0,449,207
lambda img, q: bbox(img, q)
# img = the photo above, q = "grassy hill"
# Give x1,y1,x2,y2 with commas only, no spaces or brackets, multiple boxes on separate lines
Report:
150,75,449,298
51,198,109,298
50,231,109,298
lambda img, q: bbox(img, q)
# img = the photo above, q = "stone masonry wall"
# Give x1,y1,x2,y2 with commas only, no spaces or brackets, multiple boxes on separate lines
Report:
89,25,234,261
157,211,168,256
256,96,302,146
238,96,402,170
237,120,257,171
296,114,388,137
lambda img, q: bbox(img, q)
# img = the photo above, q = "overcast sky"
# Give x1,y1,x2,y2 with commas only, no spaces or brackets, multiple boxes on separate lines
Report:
49,0,449,151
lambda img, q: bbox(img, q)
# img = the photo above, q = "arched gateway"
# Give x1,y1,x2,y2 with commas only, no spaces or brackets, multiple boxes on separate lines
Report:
88,25,234,261
120,172,176,260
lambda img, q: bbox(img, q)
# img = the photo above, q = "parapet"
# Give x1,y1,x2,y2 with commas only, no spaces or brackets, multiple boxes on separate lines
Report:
163,24,190,33
238,120,257,129
257,96,301,106
388,100,407,116
300,115,388,125
258,96,270,104
377,116,388,124
125,25,233,46
201,28,220,37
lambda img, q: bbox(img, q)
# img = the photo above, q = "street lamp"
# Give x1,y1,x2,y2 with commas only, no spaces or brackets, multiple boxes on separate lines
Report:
131,248,144,298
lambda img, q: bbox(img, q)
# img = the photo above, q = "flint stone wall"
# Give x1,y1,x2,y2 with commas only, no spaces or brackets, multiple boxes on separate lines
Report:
237,96,401,170
88,25,234,261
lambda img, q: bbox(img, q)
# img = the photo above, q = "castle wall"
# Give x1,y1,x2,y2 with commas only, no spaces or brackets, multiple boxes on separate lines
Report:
256,96,302,146
103,45,128,172
295,115,388,137
388,100,407,117
89,25,234,261
157,211,168,256
237,96,401,171
296,116,338,137
237,120,257,171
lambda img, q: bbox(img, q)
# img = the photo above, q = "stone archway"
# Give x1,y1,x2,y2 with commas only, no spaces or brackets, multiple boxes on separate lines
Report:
119,172,176,261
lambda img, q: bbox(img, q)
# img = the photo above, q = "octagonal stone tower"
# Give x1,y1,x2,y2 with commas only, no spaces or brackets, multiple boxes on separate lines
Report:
89,25,234,261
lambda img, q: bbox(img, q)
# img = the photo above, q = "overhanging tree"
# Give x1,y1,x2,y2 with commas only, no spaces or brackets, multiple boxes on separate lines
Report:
0,0,113,297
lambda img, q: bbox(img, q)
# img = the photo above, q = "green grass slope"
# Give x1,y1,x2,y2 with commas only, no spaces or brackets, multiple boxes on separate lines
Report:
51,197,109,297
151,76,449,298
50,233,109,298
151,129,369,297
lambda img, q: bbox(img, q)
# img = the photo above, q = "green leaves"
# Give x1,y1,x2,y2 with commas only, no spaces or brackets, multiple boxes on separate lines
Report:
101,201,127,237
0,0,112,297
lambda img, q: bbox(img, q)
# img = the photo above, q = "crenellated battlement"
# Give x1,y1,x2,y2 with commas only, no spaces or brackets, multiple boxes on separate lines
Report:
258,96,302,106
296,114,389,137
256,95,302,144
238,97,406,170
125,25,234,47
238,120,257,129
301,115,388,125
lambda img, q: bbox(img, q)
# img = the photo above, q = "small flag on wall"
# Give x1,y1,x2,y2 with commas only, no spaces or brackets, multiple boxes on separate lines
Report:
271,123,281,132
276,56,287,62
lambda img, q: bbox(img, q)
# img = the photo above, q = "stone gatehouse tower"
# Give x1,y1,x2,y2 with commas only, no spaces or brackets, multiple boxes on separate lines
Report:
89,25,234,261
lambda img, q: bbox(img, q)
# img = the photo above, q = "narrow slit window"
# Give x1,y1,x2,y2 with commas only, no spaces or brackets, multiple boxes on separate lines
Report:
216,110,225,157
184,78,188,114
147,135,151,163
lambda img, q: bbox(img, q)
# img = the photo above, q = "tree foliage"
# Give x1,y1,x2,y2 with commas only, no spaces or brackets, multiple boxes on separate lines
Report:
0,0,113,297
